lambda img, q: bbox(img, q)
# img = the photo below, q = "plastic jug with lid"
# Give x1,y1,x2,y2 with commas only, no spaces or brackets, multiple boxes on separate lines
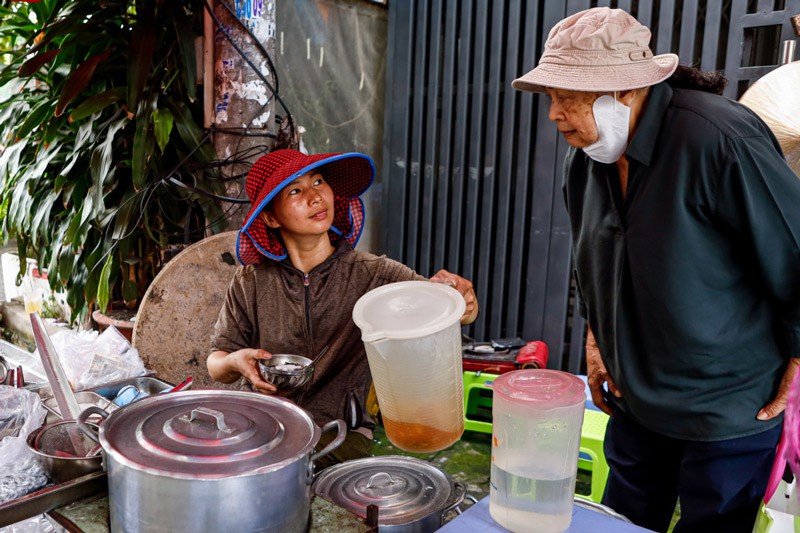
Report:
352,281,465,453
489,369,586,533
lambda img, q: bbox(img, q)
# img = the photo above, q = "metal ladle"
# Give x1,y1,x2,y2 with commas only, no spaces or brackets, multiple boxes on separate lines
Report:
30,312,81,421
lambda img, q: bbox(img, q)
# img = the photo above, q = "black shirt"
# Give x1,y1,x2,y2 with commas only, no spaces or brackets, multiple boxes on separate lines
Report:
563,82,800,440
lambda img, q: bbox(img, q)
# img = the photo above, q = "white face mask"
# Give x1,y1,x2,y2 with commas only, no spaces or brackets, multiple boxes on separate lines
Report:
581,94,631,164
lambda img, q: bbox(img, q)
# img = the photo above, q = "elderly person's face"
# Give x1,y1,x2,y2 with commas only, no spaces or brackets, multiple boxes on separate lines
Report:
545,88,602,148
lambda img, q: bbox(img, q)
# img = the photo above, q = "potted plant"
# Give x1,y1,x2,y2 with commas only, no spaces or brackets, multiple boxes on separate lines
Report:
0,0,226,327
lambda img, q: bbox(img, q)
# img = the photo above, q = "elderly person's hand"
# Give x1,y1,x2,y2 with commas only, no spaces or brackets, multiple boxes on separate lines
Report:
757,357,800,420
586,327,621,416
430,269,479,325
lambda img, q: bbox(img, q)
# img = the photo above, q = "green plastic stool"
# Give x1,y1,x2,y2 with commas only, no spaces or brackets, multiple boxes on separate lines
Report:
462,371,499,433
575,409,610,504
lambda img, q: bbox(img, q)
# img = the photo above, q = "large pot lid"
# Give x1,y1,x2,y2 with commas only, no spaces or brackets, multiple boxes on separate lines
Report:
312,455,456,524
99,390,317,478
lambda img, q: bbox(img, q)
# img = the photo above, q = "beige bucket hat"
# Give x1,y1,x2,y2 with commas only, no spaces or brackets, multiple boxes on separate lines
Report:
512,7,678,93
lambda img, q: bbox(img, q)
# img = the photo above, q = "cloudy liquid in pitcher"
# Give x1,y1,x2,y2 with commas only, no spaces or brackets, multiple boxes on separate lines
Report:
382,416,463,453
489,464,574,533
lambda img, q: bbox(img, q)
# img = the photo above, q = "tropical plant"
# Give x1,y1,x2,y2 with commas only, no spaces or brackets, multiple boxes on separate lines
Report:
0,0,226,323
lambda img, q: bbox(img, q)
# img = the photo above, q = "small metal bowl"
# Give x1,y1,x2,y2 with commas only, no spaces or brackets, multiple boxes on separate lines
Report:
257,354,314,392
26,420,103,483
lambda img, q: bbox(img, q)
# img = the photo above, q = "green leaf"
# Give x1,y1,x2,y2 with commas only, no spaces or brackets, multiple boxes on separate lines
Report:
111,190,139,241
132,97,156,191
69,87,125,122
63,206,83,247
15,239,28,286
122,276,138,304
90,116,127,210
127,5,156,111
66,259,87,325
97,252,113,313
15,98,53,141
42,116,61,145
30,189,59,246
167,98,214,161
55,151,82,189
66,273,85,319
71,116,95,153
152,108,173,154
0,142,26,183
54,49,112,118
173,12,197,101
58,244,74,284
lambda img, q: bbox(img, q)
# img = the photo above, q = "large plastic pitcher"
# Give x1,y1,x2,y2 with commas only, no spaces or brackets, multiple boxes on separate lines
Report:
489,369,586,533
352,281,465,453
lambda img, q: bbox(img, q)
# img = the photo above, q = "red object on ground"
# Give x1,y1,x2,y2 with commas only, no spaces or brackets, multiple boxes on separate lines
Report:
462,340,549,374
461,360,518,375
515,341,549,369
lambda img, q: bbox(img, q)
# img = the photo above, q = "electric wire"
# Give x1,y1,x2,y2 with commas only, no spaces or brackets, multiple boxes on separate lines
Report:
203,0,296,141
95,0,298,273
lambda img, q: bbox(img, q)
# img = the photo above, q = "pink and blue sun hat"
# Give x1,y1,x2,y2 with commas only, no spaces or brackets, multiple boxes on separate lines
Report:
236,149,375,264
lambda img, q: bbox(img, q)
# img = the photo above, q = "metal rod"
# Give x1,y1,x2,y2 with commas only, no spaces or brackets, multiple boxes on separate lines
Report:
781,39,796,65
203,0,214,129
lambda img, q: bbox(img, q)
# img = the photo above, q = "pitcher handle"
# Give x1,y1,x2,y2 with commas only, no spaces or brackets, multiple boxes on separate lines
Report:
77,406,110,444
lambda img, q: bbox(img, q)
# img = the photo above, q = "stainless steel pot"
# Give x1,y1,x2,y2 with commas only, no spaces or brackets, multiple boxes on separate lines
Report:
78,390,345,533
312,455,475,532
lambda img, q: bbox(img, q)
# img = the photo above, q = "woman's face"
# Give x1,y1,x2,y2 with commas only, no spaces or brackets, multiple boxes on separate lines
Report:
544,88,602,148
262,171,335,238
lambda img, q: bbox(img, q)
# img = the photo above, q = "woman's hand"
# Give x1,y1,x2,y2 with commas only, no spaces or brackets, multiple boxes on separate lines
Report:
207,348,277,394
586,327,621,416
430,269,479,325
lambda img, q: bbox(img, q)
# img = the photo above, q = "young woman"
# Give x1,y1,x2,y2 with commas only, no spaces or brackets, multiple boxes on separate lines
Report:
207,149,478,466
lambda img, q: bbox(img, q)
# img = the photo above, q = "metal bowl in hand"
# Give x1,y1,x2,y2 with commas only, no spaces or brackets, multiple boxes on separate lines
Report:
258,354,314,392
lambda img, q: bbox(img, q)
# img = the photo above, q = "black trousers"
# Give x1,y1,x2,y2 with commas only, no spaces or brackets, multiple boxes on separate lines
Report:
602,407,781,533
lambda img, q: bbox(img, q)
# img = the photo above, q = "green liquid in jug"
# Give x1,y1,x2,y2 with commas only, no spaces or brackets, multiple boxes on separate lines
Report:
489,464,575,533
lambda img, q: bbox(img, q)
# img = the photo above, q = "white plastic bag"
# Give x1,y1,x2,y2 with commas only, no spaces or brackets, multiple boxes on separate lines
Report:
753,477,800,533
33,326,145,390
0,387,48,503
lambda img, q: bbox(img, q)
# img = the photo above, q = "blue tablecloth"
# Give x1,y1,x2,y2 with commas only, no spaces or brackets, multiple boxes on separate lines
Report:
438,497,655,532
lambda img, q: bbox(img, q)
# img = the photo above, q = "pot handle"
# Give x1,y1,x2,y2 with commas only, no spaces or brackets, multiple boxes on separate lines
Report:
309,419,347,472
184,407,233,433
443,481,478,518
77,406,111,444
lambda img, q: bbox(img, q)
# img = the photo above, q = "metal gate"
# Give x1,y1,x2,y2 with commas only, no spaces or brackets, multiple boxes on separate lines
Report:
382,0,800,371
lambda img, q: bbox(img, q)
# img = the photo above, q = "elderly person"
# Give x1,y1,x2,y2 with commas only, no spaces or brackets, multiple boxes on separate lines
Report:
512,7,800,533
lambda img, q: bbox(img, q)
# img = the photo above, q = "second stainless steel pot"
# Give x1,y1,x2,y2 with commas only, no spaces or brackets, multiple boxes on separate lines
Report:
79,390,345,533
312,455,474,532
